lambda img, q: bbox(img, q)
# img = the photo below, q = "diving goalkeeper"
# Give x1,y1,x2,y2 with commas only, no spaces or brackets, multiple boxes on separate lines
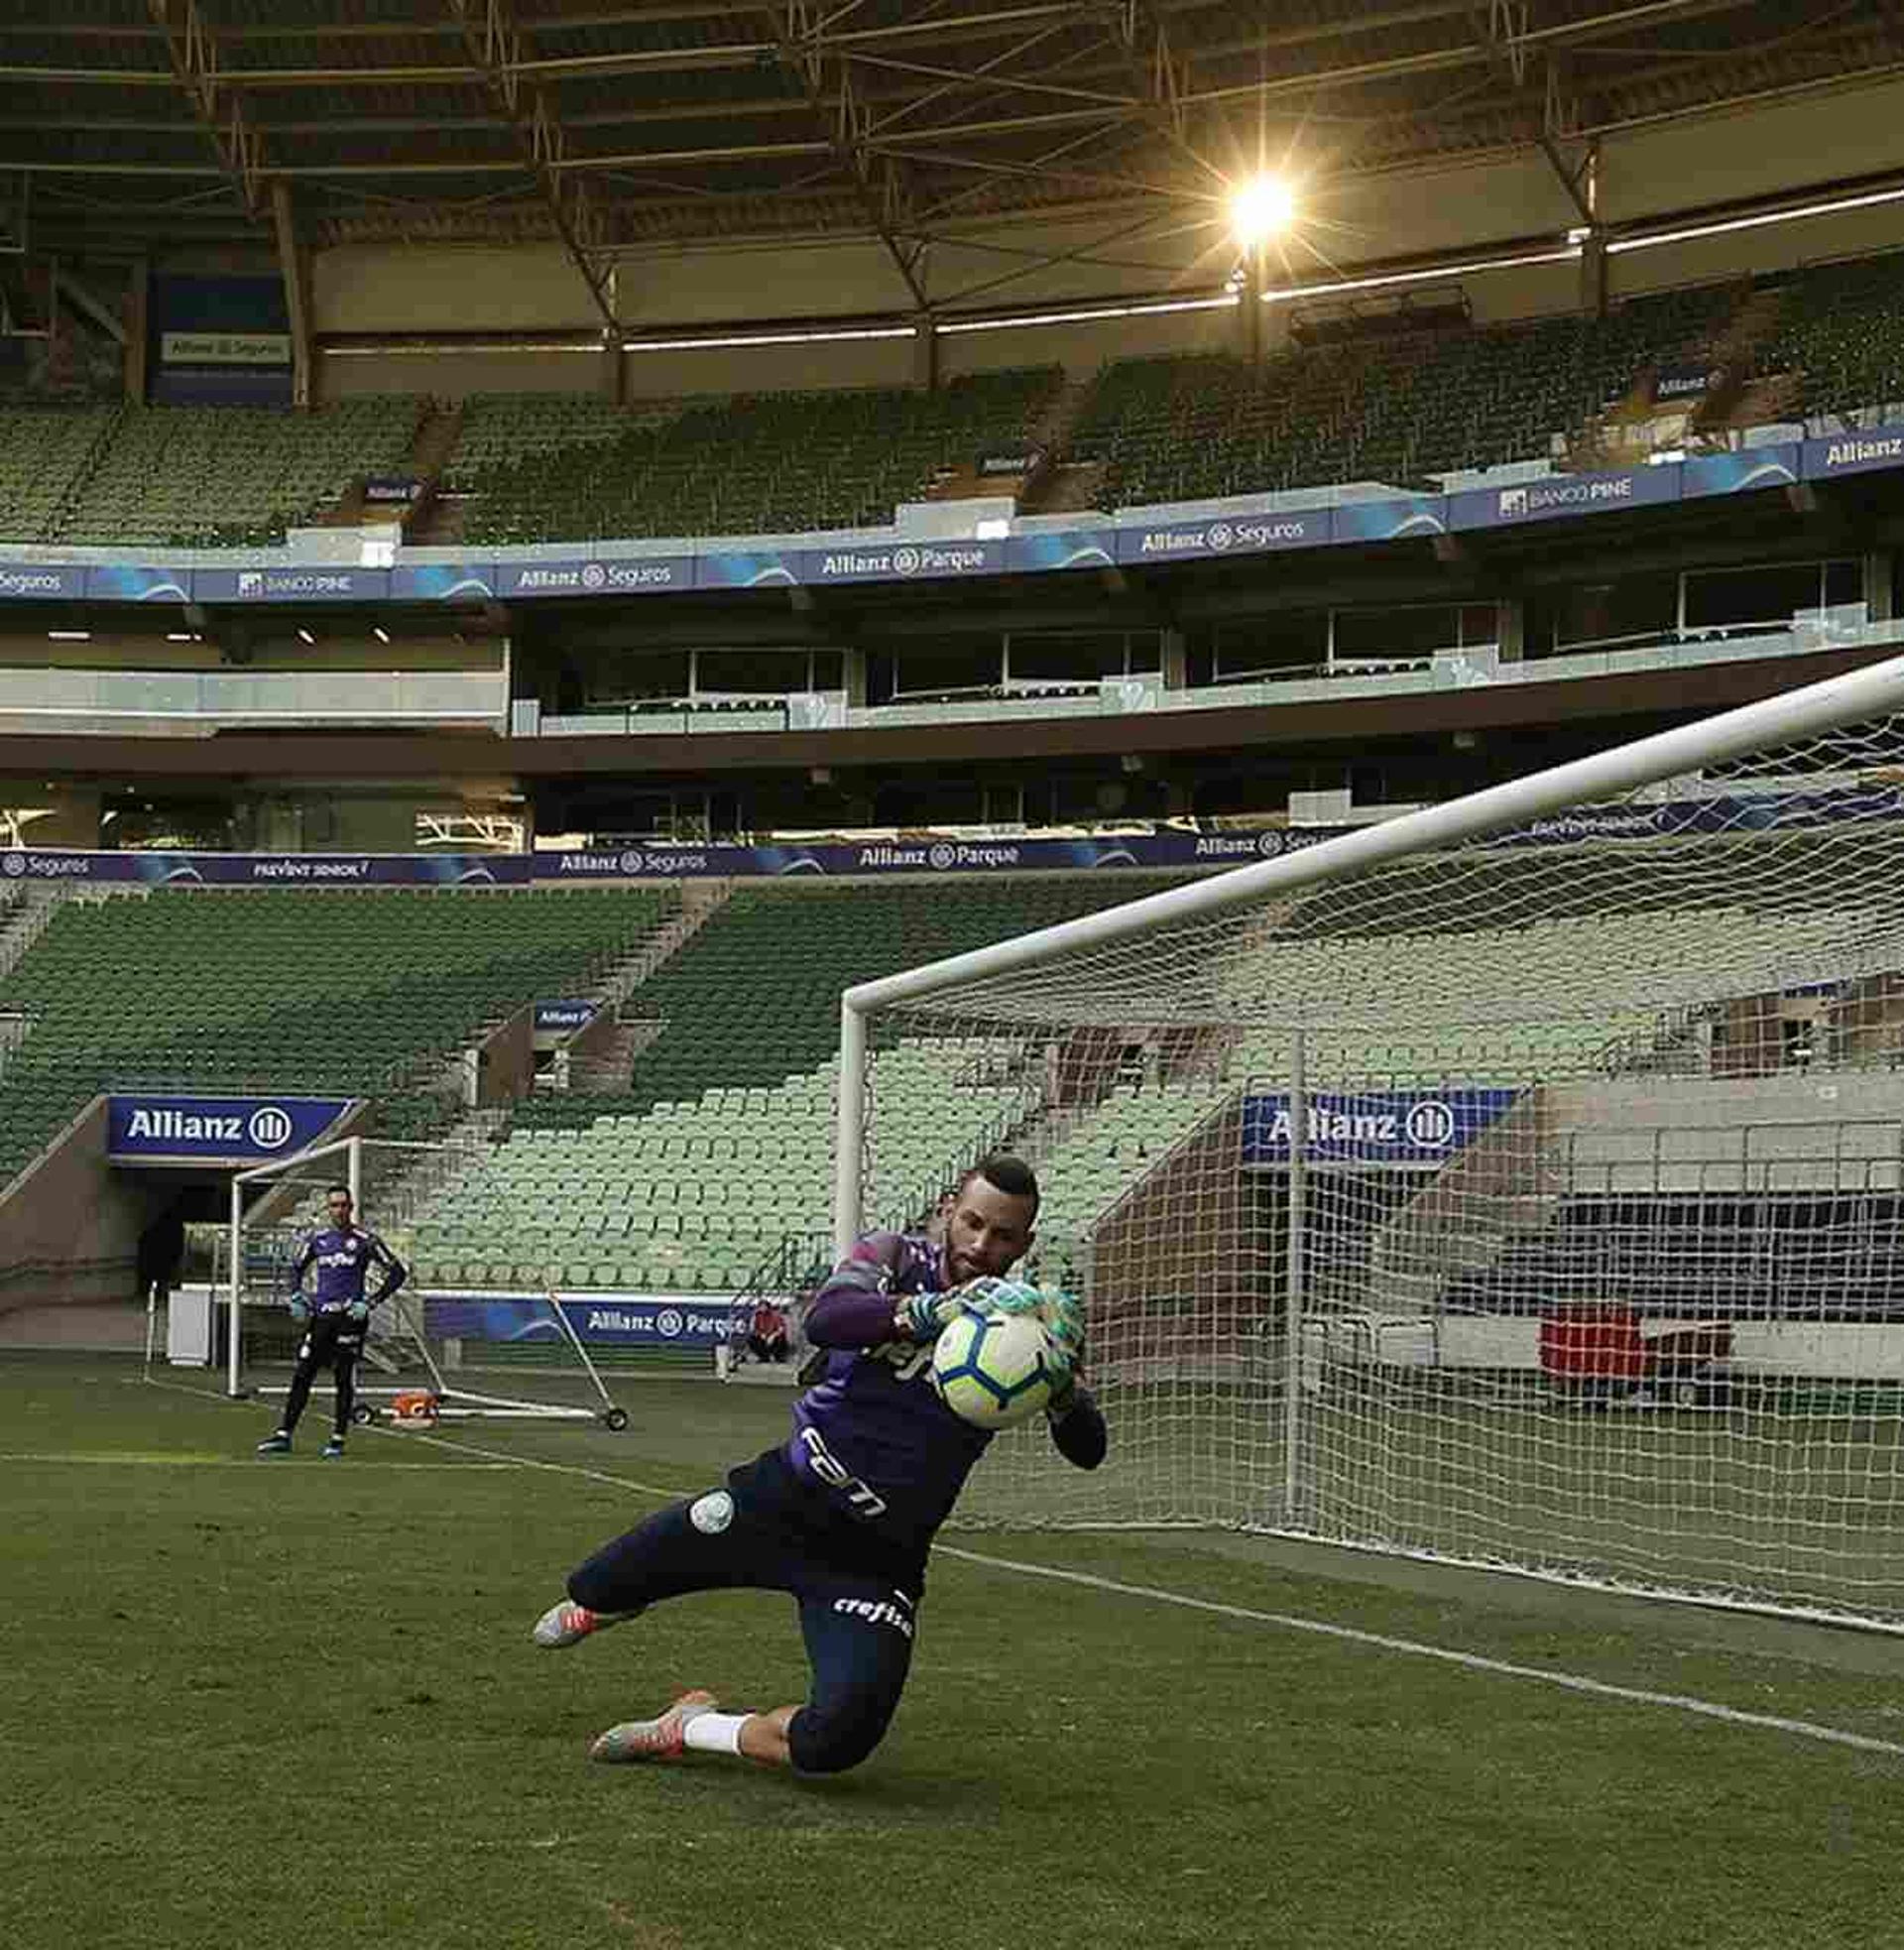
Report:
255,1183,407,1461
530,1151,1106,1775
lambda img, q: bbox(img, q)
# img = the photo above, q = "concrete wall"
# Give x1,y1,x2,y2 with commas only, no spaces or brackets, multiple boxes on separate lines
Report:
0,1096,154,1347
1086,1097,1267,1364
0,635,500,674
475,1003,535,1108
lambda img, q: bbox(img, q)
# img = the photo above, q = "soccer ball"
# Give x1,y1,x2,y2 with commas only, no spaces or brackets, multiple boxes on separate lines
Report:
930,1305,1062,1430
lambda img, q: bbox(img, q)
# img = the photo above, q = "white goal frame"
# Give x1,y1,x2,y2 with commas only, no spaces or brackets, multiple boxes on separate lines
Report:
833,650,1904,1633
227,1134,627,1427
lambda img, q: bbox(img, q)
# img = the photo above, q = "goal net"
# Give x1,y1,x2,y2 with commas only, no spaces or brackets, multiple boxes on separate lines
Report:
226,1136,627,1428
839,654,1904,1633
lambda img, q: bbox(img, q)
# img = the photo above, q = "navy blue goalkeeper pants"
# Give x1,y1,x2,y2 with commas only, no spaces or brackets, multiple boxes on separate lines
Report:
566,1447,922,1774
281,1308,367,1435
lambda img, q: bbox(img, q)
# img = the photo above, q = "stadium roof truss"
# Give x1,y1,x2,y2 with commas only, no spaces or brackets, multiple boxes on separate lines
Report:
2,1,1903,312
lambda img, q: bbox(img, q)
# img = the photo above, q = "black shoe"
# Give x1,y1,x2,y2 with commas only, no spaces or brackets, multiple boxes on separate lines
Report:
321,1436,346,1460
256,1432,292,1457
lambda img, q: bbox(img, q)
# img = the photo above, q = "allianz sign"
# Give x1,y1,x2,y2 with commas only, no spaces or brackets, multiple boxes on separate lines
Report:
1242,1089,1518,1164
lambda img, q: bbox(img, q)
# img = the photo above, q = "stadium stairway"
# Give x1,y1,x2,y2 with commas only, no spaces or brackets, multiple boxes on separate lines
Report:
411,873,1201,1293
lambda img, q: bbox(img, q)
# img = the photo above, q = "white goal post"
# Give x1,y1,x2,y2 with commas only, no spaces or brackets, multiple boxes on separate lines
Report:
226,1135,627,1428
835,652,1904,1633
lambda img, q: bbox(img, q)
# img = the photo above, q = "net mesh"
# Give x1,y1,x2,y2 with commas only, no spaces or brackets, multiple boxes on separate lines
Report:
856,703,1904,1630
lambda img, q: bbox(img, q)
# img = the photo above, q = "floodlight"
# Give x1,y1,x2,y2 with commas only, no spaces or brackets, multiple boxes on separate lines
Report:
1230,175,1296,247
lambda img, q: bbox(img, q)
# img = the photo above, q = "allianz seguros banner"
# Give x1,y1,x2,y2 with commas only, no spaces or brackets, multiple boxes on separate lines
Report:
1243,1089,1519,1166
107,1095,355,1162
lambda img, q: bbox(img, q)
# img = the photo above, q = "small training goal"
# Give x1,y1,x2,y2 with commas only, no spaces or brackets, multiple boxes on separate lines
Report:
225,1135,627,1429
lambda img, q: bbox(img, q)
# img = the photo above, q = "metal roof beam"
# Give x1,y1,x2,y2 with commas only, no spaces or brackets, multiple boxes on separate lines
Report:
444,0,620,332
1467,1,1595,226
143,0,267,220
761,3,928,307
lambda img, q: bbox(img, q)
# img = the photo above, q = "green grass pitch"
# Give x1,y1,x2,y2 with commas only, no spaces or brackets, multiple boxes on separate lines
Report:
3,1354,1900,1950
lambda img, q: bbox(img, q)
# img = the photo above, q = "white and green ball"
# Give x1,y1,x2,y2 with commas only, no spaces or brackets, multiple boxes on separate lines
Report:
930,1304,1062,1430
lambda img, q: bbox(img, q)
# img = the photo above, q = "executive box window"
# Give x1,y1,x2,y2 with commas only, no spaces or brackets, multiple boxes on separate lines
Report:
880,638,999,701
1681,558,1860,633
1003,630,1161,686
1331,601,1497,664
692,647,843,695
1528,558,1862,659
1528,572,1680,656
1189,601,1492,683
1187,613,1330,685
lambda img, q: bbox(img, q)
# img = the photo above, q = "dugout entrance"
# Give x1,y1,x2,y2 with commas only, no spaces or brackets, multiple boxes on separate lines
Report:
223,1135,627,1429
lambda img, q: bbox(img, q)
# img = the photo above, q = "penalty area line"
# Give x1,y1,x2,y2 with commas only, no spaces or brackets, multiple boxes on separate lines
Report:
934,1544,1904,1761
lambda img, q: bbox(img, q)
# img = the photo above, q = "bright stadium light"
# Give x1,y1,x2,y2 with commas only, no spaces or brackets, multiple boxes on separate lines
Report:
1230,174,1296,248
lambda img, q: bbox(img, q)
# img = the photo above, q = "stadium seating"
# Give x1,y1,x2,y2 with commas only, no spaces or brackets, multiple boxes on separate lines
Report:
455,368,1064,544
1752,252,1904,422
439,392,680,489
5,253,1904,548
0,885,676,1188
1072,283,1742,506
410,873,1197,1290
51,398,427,547
0,405,118,544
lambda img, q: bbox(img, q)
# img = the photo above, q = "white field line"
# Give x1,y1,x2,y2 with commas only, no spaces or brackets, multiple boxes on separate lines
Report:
73,1387,1904,1762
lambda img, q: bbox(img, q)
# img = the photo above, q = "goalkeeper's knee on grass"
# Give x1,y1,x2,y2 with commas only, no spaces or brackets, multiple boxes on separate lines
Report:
785,1692,895,1774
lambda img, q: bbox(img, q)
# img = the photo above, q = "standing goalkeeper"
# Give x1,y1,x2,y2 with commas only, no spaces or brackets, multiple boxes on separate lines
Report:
255,1183,407,1461
530,1151,1106,1775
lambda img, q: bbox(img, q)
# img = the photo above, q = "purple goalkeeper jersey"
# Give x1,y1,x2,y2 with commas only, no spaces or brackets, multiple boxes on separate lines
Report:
290,1225,407,1311
783,1229,994,1555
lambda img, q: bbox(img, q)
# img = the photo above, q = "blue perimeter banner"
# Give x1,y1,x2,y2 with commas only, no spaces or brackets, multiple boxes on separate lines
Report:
535,1000,598,1031
1243,1089,1519,1165
0,850,531,886
425,1293,742,1348
535,830,1332,879
107,1094,355,1162
9,422,1904,612
10,422,1904,609
9,783,1904,891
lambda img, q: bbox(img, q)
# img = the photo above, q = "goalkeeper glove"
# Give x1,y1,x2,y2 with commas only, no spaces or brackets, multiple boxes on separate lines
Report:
345,1300,371,1326
1041,1289,1086,1371
952,1275,1045,1316
955,1277,1085,1364
892,1289,967,1342
288,1294,310,1324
